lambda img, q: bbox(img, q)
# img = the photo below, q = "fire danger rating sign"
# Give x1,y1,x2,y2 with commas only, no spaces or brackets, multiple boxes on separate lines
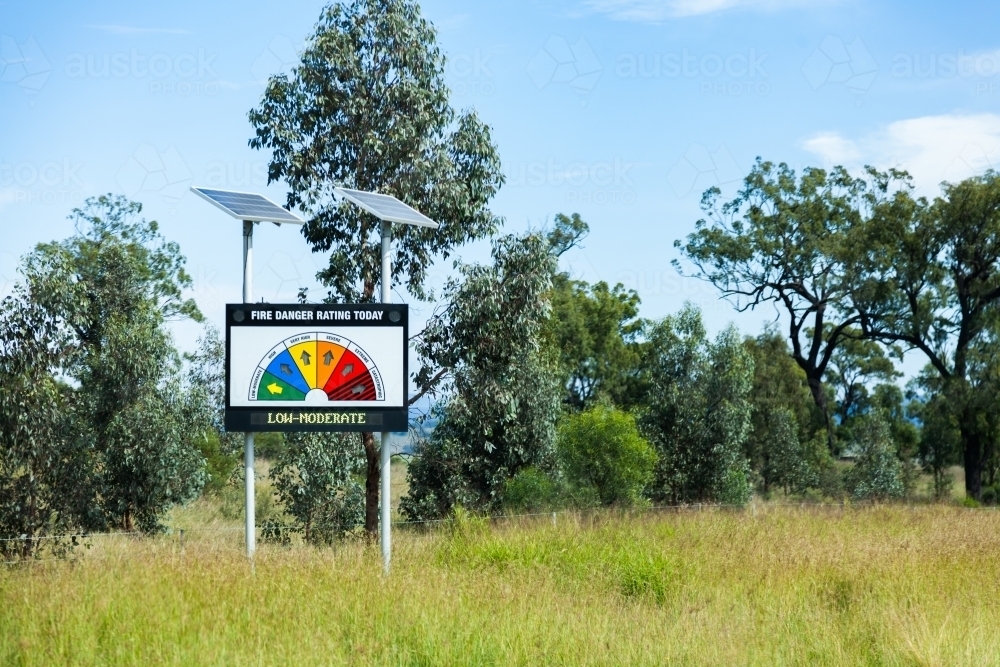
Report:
225,303,408,432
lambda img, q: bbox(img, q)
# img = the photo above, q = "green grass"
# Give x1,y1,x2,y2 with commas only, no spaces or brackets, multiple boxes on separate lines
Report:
2,503,1000,665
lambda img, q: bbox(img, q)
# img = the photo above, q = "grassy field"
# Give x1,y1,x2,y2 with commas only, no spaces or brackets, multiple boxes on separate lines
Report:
2,502,1000,666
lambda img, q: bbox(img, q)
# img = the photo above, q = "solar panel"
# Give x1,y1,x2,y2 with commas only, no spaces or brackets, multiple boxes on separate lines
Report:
335,187,440,229
190,187,304,224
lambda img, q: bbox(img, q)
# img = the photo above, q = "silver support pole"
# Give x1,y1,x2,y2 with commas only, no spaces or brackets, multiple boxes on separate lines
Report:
380,221,392,574
243,220,256,559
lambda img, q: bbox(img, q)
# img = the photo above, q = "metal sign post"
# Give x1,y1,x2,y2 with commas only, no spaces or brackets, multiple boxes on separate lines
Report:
332,188,439,575
243,220,256,558
190,187,305,559
380,221,392,574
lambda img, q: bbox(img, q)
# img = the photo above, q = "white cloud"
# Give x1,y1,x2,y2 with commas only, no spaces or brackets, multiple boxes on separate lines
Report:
802,131,862,165
802,113,1000,193
584,0,826,21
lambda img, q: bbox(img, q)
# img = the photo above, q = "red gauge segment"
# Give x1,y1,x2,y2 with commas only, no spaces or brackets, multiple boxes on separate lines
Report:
323,349,377,400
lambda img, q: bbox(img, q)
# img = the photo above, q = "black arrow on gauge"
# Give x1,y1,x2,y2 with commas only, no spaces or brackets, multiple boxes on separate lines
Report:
299,351,311,366
323,351,334,365
280,363,293,376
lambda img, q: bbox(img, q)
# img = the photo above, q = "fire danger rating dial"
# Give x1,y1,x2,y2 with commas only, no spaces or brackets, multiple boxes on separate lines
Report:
248,332,384,402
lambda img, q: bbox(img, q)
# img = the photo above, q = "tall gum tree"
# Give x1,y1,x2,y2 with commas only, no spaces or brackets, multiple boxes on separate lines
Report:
675,160,908,452
850,171,1000,499
248,0,504,536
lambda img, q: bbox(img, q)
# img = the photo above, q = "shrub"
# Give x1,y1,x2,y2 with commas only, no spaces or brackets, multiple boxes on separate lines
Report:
843,414,904,501
641,307,755,506
270,432,364,544
557,405,656,506
196,431,239,495
502,467,566,513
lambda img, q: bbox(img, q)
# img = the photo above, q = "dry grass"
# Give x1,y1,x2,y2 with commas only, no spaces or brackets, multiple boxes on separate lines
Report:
2,503,999,666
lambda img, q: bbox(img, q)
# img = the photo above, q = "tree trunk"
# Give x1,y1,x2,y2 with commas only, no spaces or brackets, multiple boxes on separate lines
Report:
361,274,380,538
362,431,379,538
962,426,984,501
805,374,836,454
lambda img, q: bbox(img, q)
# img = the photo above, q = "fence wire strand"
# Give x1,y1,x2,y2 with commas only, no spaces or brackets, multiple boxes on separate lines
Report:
3,499,995,565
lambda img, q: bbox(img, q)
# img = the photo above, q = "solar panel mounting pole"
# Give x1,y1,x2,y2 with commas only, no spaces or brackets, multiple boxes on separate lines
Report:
331,186,440,576
380,220,392,574
188,187,305,561
243,220,256,559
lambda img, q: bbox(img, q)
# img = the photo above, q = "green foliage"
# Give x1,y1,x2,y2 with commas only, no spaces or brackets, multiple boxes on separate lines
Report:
825,335,901,446
547,274,646,410
869,383,920,493
18,195,204,533
641,304,754,506
253,432,287,460
556,405,656,506
195,431,238,496
183,327,241,461
743,329,829,495
502,468,568,513
843,414,905,501
677,160,912,450
402,233,562,520
248,0,503,303
270,432,364,544
0,288,89,558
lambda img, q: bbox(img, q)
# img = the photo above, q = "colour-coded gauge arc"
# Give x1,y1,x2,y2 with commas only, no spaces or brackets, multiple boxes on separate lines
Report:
249,333,384,402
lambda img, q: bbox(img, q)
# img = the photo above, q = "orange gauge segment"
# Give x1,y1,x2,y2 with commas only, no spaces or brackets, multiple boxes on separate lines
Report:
316,341,347,390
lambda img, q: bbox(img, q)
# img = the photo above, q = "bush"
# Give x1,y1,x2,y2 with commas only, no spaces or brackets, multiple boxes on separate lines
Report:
502,467,567,513
641,308,755,506
196,431,239,495
254,432,286,460
557,405,656,506
270,432,364,545
843,414,904,501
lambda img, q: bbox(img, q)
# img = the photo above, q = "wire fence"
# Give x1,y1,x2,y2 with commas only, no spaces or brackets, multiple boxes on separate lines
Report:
3,498,996,565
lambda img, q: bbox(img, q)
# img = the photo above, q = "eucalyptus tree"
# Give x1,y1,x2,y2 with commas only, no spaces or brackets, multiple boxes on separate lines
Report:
270,432,364,544
641,304,755,506
0,285,88,558
248,0,504,535
743,329,825,494
850,171,1000,499
22,195,204,531
676,160,910,451
401,232,561,520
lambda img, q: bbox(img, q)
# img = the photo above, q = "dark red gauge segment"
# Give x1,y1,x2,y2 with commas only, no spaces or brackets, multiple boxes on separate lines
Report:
323,349,377,400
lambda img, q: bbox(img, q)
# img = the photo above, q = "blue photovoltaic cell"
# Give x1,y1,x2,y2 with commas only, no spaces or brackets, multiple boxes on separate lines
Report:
191,187,303,224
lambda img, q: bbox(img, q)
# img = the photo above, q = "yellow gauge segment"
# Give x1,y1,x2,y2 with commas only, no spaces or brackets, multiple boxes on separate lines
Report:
287,340,319,389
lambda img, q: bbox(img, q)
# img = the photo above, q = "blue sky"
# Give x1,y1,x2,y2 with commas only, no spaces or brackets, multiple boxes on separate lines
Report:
3,0,1000,359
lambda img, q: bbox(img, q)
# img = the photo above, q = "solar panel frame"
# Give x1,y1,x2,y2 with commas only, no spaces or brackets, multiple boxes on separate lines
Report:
190,187,305,224
335,187,440,229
